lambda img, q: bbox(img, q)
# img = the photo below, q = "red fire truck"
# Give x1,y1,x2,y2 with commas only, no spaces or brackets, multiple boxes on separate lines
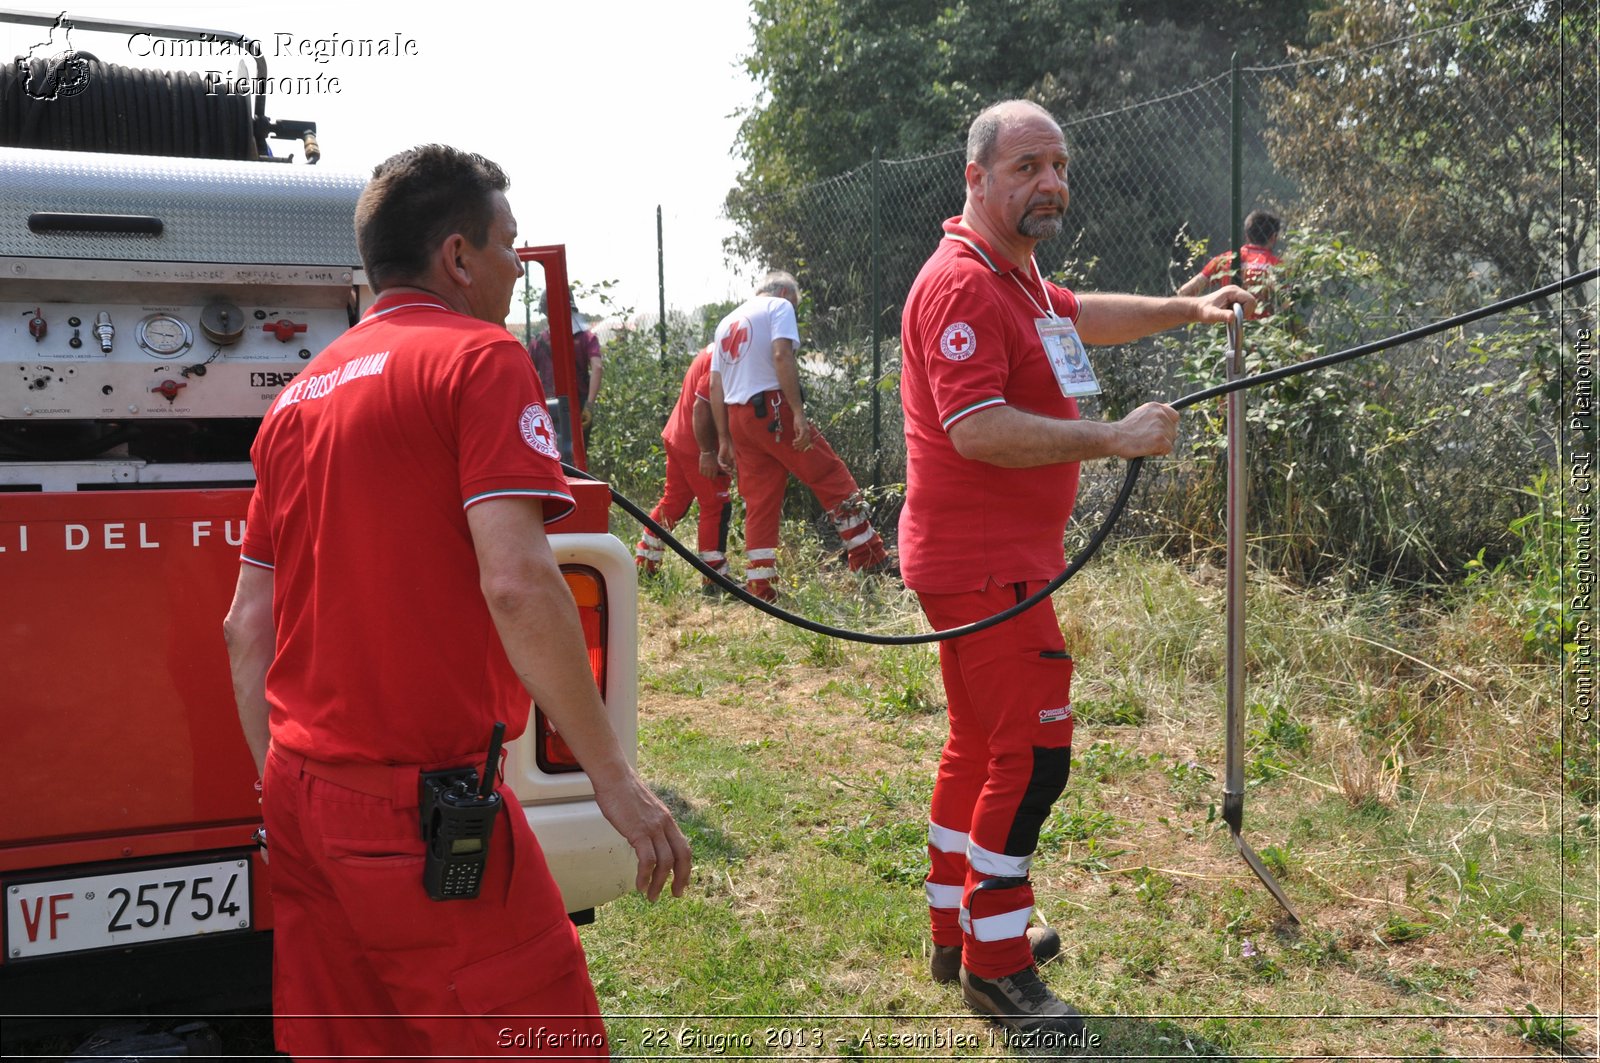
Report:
0,10,636,1035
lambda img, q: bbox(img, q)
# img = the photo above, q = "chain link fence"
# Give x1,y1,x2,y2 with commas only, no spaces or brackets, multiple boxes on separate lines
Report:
723,0,1595,584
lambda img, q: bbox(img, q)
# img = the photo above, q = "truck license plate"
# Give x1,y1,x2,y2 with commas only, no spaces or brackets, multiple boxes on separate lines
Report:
6,857,252,960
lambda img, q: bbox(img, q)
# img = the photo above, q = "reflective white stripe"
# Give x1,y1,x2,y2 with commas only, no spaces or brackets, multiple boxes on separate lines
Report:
636,546,663,561
747,548,777,562
968,905,1035,943
699,551,726,563
967,840,1032,878
840,527,876,550
640,532,663,547
928,821,969,854
925,882,964,910
745,566,776,580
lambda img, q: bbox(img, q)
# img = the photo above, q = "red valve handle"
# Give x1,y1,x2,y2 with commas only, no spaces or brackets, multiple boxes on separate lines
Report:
263,320,308,342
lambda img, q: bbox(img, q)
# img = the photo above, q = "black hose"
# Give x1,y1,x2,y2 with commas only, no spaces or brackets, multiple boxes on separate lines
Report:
574,266,1599,647
0,57,257,160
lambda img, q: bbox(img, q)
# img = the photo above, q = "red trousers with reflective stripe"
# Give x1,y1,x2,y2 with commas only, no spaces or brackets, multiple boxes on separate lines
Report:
917,580,1075,978
646,441,732,558
263,746,607,1062
728,394,863,558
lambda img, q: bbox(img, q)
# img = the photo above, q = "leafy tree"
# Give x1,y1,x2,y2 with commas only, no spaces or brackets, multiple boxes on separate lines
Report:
728,0,1318,334
1264,0,1597,300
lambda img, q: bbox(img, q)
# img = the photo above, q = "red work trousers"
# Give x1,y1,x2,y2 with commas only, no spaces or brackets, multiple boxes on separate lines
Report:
916,580,1075,979
263,746,608,1062
636,441,732,574
728,393,863,566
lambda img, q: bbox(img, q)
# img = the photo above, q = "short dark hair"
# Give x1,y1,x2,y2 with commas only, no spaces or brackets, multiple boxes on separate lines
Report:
967,99,1057,169
1245,209,1282,246
355,144,509,292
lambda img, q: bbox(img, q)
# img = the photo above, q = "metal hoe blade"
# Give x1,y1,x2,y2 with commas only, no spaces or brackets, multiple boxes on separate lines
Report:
1224,303,1300,924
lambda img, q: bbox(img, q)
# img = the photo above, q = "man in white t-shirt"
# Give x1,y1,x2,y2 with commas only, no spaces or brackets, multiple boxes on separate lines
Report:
708,271,889,601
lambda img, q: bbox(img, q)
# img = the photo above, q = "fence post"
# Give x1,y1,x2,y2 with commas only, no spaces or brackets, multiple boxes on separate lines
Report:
658,204,671,425
1231,53,1244,288
870,147,882,488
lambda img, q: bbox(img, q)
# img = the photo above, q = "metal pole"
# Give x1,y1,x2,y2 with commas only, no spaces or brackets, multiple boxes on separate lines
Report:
870,148,882,488
1225,53,1247,828
1222,302,1300,923
656,205,668,359
1231,53,1244,289
1224,306,1247,829
658,205,671,427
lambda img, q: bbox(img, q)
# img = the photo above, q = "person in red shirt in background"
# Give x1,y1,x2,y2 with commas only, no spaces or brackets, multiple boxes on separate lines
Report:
900,100,1255,1040
1177,208,1283,313
223,144,691,1062
635,345,734,593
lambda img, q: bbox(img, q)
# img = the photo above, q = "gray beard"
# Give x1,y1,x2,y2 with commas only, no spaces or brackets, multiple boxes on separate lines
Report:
1019,212,1063,240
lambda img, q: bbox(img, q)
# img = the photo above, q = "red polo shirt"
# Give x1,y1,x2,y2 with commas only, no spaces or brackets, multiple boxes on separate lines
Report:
898,218,1082,594
662,346,712,454
1201,244,1281,286
241,293,574,765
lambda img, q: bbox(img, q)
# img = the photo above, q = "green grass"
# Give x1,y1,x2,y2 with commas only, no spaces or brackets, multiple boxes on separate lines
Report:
581,542,1597,1059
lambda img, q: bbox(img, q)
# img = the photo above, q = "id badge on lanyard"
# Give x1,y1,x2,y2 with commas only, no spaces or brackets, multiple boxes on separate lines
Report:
1037,316,1100,398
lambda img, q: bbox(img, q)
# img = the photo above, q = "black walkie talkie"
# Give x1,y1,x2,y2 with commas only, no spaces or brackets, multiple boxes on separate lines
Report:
419,722,506,901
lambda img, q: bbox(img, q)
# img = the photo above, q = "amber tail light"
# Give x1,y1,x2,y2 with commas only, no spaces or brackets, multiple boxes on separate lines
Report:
535,566,607,774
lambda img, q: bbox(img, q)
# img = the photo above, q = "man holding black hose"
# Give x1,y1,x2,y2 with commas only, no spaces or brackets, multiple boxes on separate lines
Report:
899,100,1254,1039
223,144,691,1061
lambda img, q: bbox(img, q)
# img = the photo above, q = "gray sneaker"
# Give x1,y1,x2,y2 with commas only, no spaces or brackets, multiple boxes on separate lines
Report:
960,964,1085,1038
930,926,1061,984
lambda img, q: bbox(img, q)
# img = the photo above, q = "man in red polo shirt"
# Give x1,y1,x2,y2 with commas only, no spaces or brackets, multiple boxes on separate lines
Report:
901,100,1255,1038
635,344,734,590
223,144,691,1062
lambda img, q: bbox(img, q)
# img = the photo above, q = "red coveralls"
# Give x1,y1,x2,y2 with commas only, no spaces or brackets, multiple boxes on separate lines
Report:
242,294,607,1061
635,347,732,581
711,295,886,598
898,220,1084,979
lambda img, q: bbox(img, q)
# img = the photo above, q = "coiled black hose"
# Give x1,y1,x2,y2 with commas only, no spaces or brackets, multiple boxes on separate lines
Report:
0,55,257,159
570,265,1598,646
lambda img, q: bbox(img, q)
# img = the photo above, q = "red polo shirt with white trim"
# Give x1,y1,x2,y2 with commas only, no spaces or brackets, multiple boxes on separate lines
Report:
241,293,574,764
898,218,1083,594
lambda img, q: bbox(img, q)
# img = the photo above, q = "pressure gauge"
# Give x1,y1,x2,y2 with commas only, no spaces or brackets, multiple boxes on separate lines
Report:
136,313,193,358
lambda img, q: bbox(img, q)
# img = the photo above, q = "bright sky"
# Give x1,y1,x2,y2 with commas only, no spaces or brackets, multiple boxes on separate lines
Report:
2,1,761,326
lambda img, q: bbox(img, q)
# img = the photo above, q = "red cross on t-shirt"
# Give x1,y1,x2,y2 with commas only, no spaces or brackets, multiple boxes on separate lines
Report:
947,329,970,355
721,318,750,362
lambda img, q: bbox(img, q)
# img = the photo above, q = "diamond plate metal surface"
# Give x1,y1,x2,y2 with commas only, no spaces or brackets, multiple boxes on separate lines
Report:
0,147,365,266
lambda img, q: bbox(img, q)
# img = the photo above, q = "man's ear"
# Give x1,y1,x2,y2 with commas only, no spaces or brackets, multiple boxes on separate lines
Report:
964,160,986,200
438,232,471,288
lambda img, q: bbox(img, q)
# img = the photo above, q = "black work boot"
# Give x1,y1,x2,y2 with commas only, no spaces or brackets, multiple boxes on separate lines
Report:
960,963,1085,1039
929,926,1061,984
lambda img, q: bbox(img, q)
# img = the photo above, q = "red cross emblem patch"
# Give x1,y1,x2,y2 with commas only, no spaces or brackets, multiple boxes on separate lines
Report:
939,321,977,361
720,317,751,363
519,403,560,459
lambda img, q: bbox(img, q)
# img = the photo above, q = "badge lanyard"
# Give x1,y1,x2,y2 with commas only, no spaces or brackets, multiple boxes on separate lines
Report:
1013,258,1100,399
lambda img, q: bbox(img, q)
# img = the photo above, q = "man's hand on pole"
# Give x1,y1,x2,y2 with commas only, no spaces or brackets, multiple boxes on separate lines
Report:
1194,284,1259,322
